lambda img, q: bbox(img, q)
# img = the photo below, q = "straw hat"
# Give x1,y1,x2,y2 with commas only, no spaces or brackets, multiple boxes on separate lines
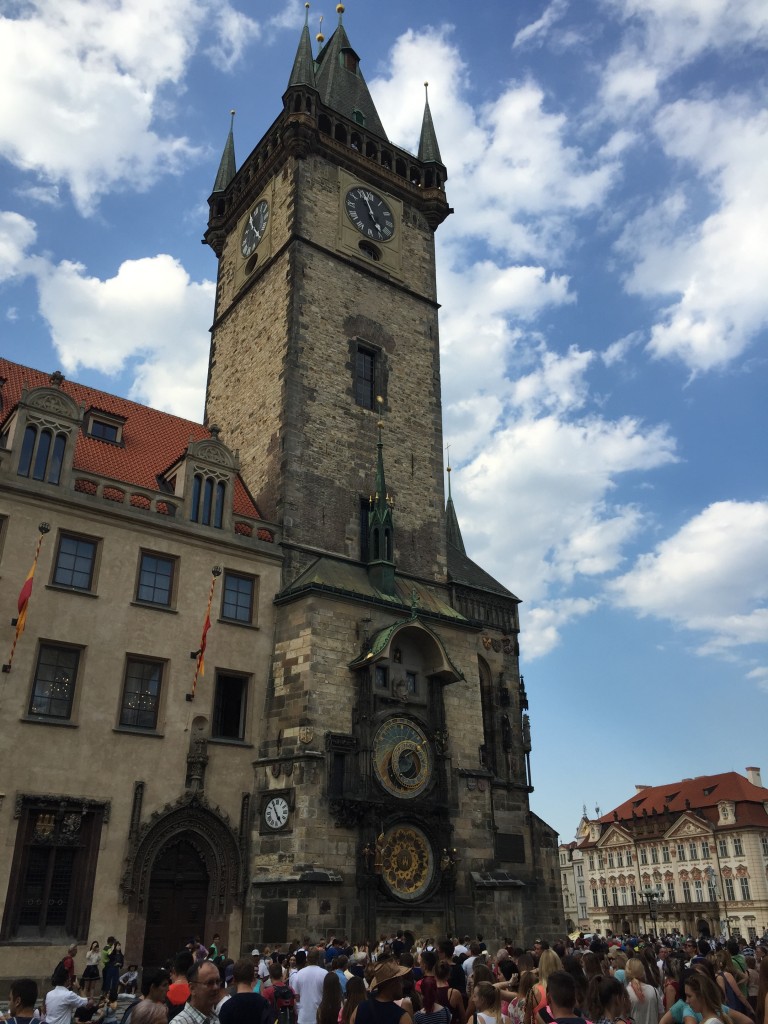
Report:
371,961,410,990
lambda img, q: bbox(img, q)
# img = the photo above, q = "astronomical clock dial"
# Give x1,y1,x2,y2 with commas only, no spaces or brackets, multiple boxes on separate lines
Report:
372,717,432,799
379,824,435,902
263,796,289,831
344,186,395,242
241,199,270,257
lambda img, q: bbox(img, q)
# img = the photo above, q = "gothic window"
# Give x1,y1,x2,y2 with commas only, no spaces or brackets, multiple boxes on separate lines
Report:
53,533,98,592
119,658,163,730
0,799,105,940
374,665,388,689
355,345,376,409
28,644,80,720
136,552,176,607
212,671,248,741
190,474,226,528
405,670,417,694
221,571,256,624
18,425,68,484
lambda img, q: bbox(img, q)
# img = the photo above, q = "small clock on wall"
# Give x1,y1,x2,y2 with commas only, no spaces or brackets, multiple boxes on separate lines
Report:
259,790,293,834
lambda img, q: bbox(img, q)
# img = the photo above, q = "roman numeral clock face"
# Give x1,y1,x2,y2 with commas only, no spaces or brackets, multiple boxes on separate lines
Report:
263,796,289,830
241,199,269,258
345,187,395,242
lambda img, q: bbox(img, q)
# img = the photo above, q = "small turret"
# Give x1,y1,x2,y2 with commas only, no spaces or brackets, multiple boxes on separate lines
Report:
212,110,237,194
418,82,443,165
287,3,317,90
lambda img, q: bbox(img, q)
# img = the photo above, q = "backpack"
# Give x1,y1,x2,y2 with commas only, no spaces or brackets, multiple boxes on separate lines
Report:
273,984,296,1024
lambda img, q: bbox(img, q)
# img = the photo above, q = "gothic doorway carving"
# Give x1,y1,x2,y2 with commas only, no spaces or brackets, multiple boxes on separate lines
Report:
142,838,209,970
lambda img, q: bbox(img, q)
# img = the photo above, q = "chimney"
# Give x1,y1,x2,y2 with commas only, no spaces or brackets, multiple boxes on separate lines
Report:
746,766,763,788
635,784,650,793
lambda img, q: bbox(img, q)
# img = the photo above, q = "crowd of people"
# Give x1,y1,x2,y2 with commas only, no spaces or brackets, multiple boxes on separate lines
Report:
6,929,768,1024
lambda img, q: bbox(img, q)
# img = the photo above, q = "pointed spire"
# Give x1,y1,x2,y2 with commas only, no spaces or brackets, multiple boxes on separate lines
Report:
212,110,237,193
445,449,466,554
418,82,443,164
314,6,388,140
367,397,395,593
287,3,317,90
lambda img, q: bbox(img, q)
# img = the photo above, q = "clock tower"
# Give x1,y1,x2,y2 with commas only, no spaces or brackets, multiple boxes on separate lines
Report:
203,6,563,944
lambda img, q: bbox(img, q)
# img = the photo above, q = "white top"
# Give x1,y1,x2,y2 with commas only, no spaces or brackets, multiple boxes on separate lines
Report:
293,965,328,1024
626,982,662,1024
44,987,88,1024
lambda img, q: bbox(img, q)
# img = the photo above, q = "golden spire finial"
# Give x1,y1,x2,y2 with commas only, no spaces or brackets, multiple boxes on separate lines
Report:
336,3,345,14
229,109,236,130
316,14,324,42
304,2,310,27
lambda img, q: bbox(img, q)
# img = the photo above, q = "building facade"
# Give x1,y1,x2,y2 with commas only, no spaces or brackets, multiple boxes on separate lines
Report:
0,10,563,984
559,841,589,933
576,769,768,939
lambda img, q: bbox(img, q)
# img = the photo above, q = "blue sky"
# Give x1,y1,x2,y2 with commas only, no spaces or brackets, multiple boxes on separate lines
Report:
1,0,767,843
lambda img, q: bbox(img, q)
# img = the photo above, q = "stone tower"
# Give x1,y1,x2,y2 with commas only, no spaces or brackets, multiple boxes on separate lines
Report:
203,7,563,945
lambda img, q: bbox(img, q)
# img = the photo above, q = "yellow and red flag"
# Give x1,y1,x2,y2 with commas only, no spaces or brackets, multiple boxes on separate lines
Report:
4,523,50,672
189,567,221,699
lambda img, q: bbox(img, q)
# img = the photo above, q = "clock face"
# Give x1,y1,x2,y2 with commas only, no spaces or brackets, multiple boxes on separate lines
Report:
379,824,435,901
264,796,289,830
345,186,395,242
372,717,432,799
241,199,270,257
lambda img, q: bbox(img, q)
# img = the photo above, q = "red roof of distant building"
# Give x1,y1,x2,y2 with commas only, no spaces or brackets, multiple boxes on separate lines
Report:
0,358,262,522
599,771,768,824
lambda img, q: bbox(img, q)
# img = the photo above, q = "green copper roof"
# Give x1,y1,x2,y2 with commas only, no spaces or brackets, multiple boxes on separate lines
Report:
287,19,316,90
349,616,465,682
418,85,443,164
314,17,388,140
212,111,237,193
278,555,467,622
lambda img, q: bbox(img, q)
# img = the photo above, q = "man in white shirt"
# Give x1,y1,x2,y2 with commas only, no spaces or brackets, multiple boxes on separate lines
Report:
462,943,482,979
293,948,328,1024
44,966,90,1024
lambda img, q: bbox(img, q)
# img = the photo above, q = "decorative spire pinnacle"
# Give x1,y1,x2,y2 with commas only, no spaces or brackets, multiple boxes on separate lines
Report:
446,442,452,499
316,15,324,43
418,81,443,165
212,109,237,193
445,445,466,555
336,2,345,24
287,7,317,90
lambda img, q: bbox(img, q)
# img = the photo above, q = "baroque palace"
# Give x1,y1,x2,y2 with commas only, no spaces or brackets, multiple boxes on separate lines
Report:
559,768,768,939
0,8,563,984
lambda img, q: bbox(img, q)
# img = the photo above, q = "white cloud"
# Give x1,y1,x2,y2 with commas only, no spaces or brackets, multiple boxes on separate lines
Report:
523,597,598,659
609,501,768,654
618,98,768,372
747,667,768,691
513,0,569,50
0,0,267,212
600,0,768,111
34,254,214,416
0,212,37,282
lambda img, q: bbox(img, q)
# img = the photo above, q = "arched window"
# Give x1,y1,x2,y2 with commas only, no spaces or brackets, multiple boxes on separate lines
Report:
18,424,37,477
191,474,202,522
18,425,68,485
334,123,348,145
214,482,226,529
190,473,226,529
318,114,332,135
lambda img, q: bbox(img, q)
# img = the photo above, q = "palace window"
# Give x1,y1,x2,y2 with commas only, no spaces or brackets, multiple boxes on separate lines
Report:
28,644,80,720
607,851,615,868
598,853,604,869
617,851,624,867
212,671,248,741
733,837,744,856
630,884,637,904
190,475,226,528
651,846,659,864
740,877,751,900
725,877,735,901
694,879,704,902
136,552,176,607
355,345,376,409
601,887,608,906
621,885,628,905
689,841,698,860
761,836,768,857
0,798,106,940
661,845,670,863
677,843,686,861
592,890,599,907
708,879,718,901
640,847,648,865
589,855,595,870
18,425,67,484
719,838,729,857
667,881,675,902
119,658,162,730
221,571,256,624
53,533,97,592
682,880,691,902
626,850,633,866
611,885,618,905
701,840,710,858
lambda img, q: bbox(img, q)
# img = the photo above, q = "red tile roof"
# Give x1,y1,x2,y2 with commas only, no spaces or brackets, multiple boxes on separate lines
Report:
600,771,768,824
0,358,263,522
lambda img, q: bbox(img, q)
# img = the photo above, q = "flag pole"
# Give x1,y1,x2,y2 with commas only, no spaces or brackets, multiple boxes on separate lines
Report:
3,522,50,673
186,565,222,708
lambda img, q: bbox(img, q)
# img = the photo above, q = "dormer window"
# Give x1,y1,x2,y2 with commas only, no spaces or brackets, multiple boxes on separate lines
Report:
86,411,125,444
190,473,226,528
352,109,366,126
341,49,359,73
18,425,67,484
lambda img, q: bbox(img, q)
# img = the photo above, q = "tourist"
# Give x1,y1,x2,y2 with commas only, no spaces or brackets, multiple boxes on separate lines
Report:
625,958,663,1024
317,973,343,1024
219,959,273,1024
82,944,102,999
415,978,451,1024
6,979,40,1024
684,973,727,1024
171,963,222,1024
45,965,90,1024
350,961,411,1024
294,949,329,1024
